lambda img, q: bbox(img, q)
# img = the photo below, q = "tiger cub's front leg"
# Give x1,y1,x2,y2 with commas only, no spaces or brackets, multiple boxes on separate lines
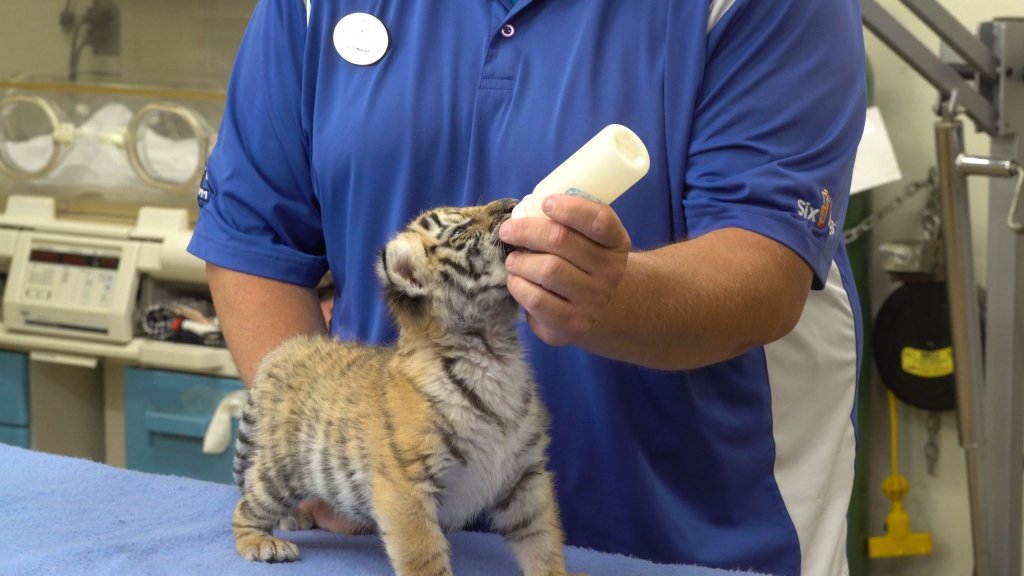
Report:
491,466,580,576
372,473,453,576
232,488,300,562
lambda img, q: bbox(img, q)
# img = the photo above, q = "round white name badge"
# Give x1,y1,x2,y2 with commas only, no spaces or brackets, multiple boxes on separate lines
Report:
333,12,389,66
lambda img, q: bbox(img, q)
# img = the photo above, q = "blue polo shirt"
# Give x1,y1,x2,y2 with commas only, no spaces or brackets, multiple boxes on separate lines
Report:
189,1,866,574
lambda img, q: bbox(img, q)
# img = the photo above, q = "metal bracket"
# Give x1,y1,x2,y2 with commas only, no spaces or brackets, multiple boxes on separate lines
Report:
901,0,998,82
989,19,1024,136
862,4,1024,138
861,0,997,134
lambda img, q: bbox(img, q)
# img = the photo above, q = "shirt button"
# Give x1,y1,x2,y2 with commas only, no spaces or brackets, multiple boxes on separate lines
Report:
500,24,515,38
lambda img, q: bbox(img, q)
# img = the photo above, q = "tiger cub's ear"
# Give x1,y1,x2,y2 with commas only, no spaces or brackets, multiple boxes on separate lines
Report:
378,232,431,298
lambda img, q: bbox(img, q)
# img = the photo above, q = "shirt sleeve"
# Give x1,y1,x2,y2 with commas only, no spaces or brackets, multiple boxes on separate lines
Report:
684,0,866,289
187,0,326,287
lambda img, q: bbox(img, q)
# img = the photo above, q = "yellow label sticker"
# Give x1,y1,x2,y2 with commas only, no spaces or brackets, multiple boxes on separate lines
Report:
901,347,954,378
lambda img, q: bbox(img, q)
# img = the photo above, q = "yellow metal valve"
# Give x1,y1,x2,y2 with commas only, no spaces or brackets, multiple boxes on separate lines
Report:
868,391,933,559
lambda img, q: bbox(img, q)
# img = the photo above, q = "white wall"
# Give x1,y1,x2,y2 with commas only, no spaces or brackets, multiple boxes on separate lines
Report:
862,2,1023,575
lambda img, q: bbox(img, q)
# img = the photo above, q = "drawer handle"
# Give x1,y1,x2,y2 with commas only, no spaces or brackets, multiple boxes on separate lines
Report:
143,410,209,439
30,351,98,369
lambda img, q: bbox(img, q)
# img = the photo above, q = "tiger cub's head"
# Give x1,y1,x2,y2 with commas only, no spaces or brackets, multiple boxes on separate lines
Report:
377,198,519,334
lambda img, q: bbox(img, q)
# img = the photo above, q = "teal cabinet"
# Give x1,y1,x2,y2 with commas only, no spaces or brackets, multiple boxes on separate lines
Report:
124,368,243,484
0,351,30,448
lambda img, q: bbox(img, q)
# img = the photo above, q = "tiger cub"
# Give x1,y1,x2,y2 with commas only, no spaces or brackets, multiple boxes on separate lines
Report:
231,198,578,576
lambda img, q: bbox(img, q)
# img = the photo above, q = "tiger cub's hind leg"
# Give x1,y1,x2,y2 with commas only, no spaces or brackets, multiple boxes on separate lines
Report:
233,488,300,562
276,505,315,532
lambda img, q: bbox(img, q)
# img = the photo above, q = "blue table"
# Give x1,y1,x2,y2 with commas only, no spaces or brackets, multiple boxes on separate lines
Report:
0,444,765,575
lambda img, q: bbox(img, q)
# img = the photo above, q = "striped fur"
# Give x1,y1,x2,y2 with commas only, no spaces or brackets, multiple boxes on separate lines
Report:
231,199,580,576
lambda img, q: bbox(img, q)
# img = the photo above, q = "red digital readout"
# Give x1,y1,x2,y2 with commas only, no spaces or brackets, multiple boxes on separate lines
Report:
96,257,119,270
29,249,120,269
29,250,60,263
62,254,88,266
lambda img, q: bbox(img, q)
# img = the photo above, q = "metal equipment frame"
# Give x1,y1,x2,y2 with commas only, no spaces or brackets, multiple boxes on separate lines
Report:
862,3,1024,576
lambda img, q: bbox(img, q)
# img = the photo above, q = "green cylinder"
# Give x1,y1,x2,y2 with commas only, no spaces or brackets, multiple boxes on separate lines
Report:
845,57,874,576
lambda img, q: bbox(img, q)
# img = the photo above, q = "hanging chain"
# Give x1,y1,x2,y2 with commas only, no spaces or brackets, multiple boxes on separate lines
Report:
924,411,941,476
920,172,942,241
845,174,946,473
844,169,938,245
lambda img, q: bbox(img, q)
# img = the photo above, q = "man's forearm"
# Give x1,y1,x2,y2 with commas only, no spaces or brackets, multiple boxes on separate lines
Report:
206,263,327,387
578,227,813,371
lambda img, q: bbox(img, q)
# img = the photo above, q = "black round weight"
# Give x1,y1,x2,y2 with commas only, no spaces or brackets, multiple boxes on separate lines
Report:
872,282,957,411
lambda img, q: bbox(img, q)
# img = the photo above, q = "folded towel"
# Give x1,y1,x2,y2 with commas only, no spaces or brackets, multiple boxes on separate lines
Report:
0,444,766,576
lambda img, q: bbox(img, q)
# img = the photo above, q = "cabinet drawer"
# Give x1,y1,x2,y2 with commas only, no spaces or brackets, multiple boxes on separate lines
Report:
0,423,30,448
0,351,29,427
124,368,244,484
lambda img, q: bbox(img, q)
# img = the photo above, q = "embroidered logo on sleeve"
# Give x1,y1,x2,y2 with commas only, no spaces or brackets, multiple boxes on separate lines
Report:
797,188,836,236
197,169,214,209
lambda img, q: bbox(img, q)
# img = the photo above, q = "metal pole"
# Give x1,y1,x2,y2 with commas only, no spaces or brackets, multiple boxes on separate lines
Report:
982,20,1024,573
982,132,1024,576
934,109,990,576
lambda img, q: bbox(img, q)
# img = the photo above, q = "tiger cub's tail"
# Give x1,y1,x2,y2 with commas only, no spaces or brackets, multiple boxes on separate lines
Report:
232,393,258,491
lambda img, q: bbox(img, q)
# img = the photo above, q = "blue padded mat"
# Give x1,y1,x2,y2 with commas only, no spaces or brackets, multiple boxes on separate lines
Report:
0,444,766,576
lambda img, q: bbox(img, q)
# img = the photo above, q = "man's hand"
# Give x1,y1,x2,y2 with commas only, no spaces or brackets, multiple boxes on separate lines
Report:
499,194,631,346
498,194,813,371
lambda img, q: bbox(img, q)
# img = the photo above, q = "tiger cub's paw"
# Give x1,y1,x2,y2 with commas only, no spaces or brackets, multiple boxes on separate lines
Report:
236,534,300,562
277,507,315,531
